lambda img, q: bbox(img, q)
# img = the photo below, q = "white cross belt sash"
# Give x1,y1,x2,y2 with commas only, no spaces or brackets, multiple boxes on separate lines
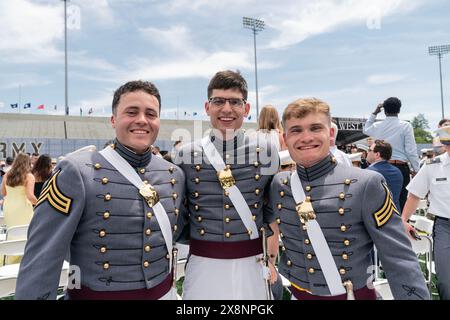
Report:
100,146,173,271
290,171,346,296
201,136,259,239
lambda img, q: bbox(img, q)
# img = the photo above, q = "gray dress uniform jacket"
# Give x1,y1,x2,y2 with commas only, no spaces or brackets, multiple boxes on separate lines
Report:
174,130,278,251
270,154,429,300
15,143,185,299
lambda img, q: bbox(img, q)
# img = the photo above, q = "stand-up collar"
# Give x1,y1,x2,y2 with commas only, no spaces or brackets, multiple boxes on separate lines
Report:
296,154,337,182
113,138,152,168
210,129,245,153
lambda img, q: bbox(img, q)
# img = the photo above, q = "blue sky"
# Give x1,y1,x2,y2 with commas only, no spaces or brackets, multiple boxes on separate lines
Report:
1,0,449,129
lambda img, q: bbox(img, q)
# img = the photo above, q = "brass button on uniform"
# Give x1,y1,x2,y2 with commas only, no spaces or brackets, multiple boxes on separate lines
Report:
174,208,180,215
342,253,349,260
225,217,230,223
256,147,261,153
302,225,307,231
147,212,153,219
224,204,230,209
306,253,313,260
226,164,231,170
139,168,146,174
224,190,230,197
169,167,175,173
195,177,200,184
172,192,178,200
173,225,178,231
247,229,252,236
193,191,199,198
103,262,109,270
143,261,150,268
255,174,260,181
254,161,259,167
305,196,312,202
94,163,101,170
225,232,231,238
338,208,345,215
304,239,310,245
340,225,347,232
279,191,285,197
339,268,346,275
99,230,106,238
305,186,312,192
195,165,201,171
145,228,151,236
331,157,337,164
281,246,286,252
144,245,151,252
143,180,149,184
171,178,176,185
104,194,112,201
200,229,205,235
276,218,281,224
253,203,259,209
194,204,199,211
100,246,107,253
197,216,203,222
280,232,284,238
277,203,282,210
103,211,110,219
308,268,315,274
283,179,288,185
225,154,230,159
193,152,198,157
344,239,350,246
287,260,292,266
101,177,109,184
339,192,346,200
252,215,256,221
344,179,351,185
255,189,260,195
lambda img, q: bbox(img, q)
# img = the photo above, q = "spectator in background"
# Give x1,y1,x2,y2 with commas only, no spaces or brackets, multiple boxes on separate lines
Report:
31,154,53,198
31,153,40,167
330,121,352,167
434,119,450,156
356,144,370,169
366,140,403,211
1,153,36,229
363,97,419,211
3,156,13,174
257,104,287,152
151,145,162,157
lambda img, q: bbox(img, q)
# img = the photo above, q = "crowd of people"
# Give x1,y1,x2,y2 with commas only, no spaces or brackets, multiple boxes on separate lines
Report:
1,70,450,301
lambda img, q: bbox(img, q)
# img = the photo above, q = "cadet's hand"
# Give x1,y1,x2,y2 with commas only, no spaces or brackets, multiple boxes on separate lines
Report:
269,262,278,285
403,220,417,240
373,103,383,115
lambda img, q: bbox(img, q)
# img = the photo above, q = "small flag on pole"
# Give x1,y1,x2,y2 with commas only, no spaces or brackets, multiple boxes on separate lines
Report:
54,105,57,110
193,112,197,116
10,103,18,108
248,115,252,120
24,103,31,109
37,104,44,110
88,107,93,115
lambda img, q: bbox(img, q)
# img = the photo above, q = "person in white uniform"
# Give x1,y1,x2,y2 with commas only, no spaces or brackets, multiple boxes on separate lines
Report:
402,125,450,300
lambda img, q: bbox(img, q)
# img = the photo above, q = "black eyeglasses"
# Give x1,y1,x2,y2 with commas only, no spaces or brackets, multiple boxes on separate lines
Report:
208,97,246,108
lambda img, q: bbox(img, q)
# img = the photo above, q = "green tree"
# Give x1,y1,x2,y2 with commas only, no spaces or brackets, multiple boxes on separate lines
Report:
411,113,433,143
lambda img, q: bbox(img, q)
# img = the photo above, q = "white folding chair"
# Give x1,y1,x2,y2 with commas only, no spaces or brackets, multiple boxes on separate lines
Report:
0,239,27,266
6,224,29,241
0,276,17,298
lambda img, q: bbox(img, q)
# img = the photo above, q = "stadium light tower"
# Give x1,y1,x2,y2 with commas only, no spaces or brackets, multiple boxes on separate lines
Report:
243,17,265,121
62,0,69,116
429,44,450,119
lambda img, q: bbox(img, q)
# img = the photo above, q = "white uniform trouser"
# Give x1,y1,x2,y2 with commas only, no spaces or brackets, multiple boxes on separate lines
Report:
183,254,268,300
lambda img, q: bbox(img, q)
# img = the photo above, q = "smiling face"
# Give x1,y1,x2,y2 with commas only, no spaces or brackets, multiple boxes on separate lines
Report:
205,88,250,138
110,90,160,154
284,112,332,168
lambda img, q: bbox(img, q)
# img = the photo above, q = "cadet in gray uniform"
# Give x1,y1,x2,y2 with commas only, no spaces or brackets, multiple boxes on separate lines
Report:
174,70,280,300
16,80,185,300
269,98,429,300
402,125,450,300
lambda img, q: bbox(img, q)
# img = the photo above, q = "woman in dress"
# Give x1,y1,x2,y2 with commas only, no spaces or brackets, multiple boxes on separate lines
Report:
31,154,53,199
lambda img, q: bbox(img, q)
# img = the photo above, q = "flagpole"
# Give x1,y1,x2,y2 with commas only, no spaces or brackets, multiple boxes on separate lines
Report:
63,0,69,116
18,84,21,113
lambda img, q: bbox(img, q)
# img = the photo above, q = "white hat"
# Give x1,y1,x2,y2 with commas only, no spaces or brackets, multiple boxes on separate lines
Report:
435,125,450,146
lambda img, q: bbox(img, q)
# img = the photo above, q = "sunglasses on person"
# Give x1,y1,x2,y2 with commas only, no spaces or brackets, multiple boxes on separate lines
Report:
208,97,246,108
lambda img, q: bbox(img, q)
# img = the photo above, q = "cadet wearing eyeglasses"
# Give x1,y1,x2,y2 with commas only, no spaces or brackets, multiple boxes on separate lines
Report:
174,70,280,300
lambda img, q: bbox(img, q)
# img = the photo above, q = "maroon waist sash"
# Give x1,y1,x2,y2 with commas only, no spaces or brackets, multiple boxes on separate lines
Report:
190,238,263,259
67,272,173,300
291,284,377,300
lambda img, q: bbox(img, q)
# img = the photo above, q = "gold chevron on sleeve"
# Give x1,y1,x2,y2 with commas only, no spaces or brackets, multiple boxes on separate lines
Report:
35,169,72,215
373,183,399,228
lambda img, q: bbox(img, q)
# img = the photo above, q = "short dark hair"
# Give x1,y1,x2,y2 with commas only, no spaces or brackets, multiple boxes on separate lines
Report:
207,70,248,100
373,139,392,160
438,118,450,127
6,157,13,165
32,153,39,157
383,97,401,114
112,80,161,114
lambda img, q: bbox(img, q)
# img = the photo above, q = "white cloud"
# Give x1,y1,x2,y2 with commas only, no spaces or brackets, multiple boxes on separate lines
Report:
0,0,63,61
0,73,52,90
367,73,409,85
